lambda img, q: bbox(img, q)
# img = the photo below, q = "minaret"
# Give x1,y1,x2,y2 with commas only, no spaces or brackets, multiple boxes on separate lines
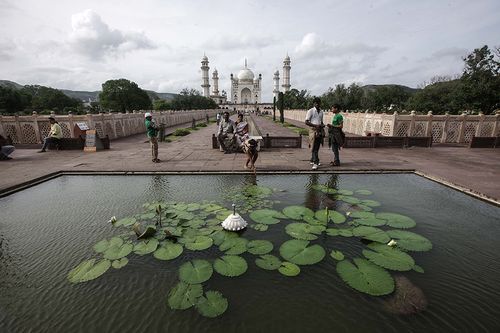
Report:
282,54,291,92
212,68,219,96
201,54,210,97
273,70,280,99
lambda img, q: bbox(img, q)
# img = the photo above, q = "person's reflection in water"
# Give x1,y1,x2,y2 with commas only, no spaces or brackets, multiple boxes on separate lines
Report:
243,174,257,186
148,175,169,200
305,174,340,211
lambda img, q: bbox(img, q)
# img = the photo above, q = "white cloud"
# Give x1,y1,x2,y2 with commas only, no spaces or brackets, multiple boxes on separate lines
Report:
69,9,155,60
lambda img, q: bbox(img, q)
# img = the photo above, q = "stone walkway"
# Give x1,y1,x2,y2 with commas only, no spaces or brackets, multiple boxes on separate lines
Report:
1,116,499,203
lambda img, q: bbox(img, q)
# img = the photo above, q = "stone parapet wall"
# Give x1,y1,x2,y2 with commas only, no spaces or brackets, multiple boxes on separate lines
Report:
0,110,219,144
283,109,500,144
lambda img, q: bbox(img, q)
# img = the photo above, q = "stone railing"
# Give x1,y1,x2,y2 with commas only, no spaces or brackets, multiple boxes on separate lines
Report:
0,110,219,144
283,109,500,144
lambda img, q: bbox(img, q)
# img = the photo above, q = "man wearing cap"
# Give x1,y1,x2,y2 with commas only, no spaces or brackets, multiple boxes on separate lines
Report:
38,116,62,153
145,112,160,163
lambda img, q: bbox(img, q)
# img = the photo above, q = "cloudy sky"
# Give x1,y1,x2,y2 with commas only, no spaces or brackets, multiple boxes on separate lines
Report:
1,0,499,101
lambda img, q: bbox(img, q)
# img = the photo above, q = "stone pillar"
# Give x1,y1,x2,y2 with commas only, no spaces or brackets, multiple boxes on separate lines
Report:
14,115,24,144
425,111,433,137
493,112,500,137
0,115,4,138
86,111,94,130
68,112,75,138
476,112,484,137
408,111,416,136
32,111,42,143
441,112,450,143
391,111,398,136
457,112,467,143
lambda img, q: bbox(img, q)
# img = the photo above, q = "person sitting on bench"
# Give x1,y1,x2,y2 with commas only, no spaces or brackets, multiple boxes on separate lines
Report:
38,116,62,152
0,135,15,160
217,111,234,154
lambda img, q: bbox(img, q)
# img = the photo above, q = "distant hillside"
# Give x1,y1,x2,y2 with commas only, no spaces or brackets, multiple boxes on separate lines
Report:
361,84,420,94
0,80,177,102
0,80,24,90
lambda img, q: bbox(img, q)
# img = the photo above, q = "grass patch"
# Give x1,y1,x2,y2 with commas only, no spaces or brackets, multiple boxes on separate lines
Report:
173,128,191,136
196,123,208,127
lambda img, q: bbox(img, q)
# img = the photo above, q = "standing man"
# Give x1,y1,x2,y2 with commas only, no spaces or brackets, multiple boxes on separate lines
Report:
305,97,324,170
38,116,62,152
216,112,221,126
145,112,160,163
217,111,234,154
327,103,345,166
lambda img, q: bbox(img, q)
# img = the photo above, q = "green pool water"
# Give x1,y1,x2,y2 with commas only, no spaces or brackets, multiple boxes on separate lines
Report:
0,174,499,332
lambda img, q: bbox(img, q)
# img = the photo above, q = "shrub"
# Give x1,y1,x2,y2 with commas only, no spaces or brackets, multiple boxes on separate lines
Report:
173,128,191,136
197,123,207,127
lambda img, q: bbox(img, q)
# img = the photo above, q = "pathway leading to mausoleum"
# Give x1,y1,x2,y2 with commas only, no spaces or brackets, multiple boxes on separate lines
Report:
0,115,499,203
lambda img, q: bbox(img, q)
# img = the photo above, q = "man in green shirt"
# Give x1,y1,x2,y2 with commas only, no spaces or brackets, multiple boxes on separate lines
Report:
38,116,62,152
327,104,344,166
145,112,160,163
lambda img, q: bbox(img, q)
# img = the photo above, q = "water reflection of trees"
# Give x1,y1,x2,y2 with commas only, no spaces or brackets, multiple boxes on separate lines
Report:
305,174,340,210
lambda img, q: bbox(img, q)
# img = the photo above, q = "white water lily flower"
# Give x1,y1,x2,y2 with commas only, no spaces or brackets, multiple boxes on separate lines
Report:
346,212,351,216
109,216,117,224
387,239,397,247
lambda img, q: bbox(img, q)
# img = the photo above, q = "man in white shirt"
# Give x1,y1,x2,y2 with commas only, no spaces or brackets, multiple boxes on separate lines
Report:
305,97,324,170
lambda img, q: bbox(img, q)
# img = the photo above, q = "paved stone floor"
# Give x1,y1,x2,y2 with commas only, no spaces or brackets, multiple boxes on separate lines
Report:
1,116,499,202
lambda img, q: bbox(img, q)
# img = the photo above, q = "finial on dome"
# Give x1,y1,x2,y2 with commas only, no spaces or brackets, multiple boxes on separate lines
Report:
245,58,248,68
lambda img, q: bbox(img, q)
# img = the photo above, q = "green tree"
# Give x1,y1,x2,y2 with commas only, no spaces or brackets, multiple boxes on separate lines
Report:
153,99,171,110
21,85,80,113
361,85,412,111
321,83,363,110
405,80,465,114
99,79,152,112
0,86,26,114
169,88,217,110
283,88,311,109
460,45,500,113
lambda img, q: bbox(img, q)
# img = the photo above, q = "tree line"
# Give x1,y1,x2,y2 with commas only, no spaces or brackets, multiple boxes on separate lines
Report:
279,45,499,115
0,79,217,115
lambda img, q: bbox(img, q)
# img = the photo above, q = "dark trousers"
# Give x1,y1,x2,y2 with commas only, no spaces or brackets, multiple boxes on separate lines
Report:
311,137,321,164
332,142,340,164
41,137,60,151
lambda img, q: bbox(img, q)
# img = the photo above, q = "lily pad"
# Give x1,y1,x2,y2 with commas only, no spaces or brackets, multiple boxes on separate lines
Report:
353,217,386,227
250,209,285,225
336,258,394,296
167,282,203,310
251,224,268,232
352,226,390,243
362,243,415,271
376,213,416,229
68,259,111,283
179,259,213,284
213,255,248,277
349,211,375,219
243,185,273,197
279,240,325,265
278,262,301,277
285,223,324,240
355,189,373,195
114,217,137,227
315,209,346,224
361,200,381,207
112,258,129,269
103,239,133,260
196,291,228,318
330,250,345,261
93,239,110,253
153,241,183,260
210,230,238,246
282,206,314,220
386,230,432,252
133,238,159,255
184,236,213,251
255,254,282,270
337,196,361,204
219,238,248,255
413,264,425,273
246,240,273,255
337,189,354,195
